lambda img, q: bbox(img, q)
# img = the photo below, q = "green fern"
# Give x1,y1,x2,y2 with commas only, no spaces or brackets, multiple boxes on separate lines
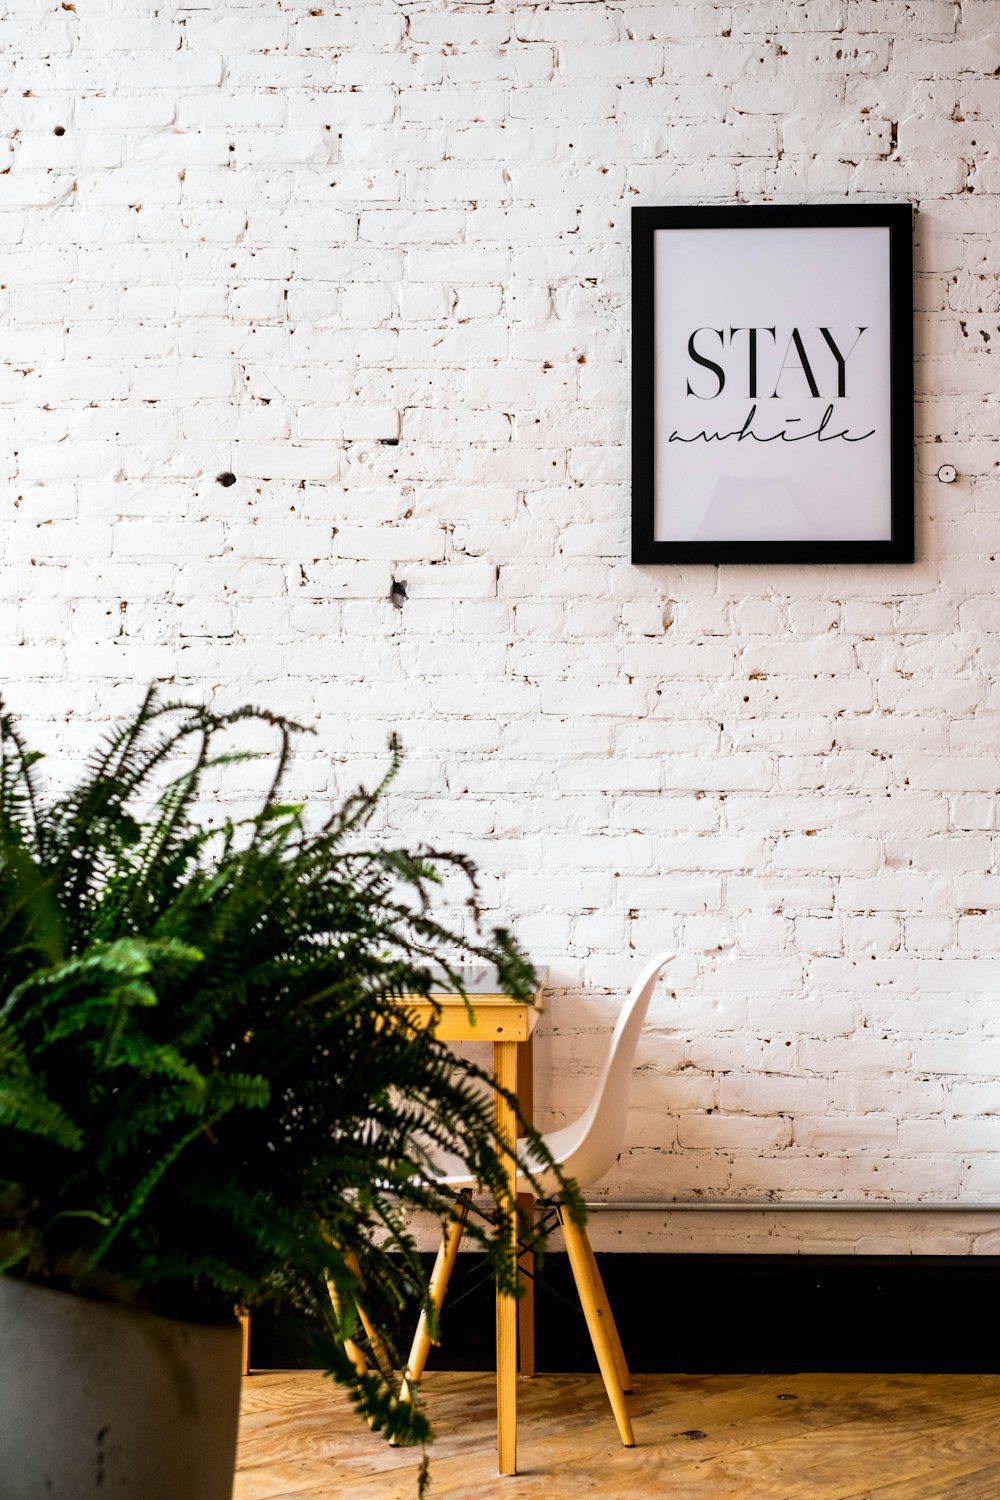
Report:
0,689,580,1447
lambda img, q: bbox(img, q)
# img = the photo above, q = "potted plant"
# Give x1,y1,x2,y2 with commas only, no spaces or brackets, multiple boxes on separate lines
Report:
0,690,569,1499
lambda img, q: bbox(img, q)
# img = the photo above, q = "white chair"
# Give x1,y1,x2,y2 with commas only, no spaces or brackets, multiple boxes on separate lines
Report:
399,952,674,1447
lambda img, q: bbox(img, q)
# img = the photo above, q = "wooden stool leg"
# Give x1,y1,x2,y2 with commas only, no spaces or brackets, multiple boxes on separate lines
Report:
580,1231,632,1393
516,1032,536,1380
393,1192,471,1425
494,1041,519,1476
237,1307,251,1376
517,1192,535,1378
558,1207,635,1448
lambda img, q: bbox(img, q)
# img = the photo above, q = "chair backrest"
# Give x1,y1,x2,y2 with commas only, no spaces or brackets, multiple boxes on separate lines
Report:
556,952,673,1189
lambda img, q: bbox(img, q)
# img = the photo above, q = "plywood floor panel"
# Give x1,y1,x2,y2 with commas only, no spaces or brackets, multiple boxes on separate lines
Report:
861,1461,1000,1500
235,1370,1000,1500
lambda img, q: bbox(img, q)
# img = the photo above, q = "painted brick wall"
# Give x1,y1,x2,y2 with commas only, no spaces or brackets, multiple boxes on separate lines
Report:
4,0,1000,1252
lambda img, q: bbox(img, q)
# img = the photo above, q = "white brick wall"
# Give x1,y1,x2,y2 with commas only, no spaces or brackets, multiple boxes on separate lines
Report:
4,0,1000,1251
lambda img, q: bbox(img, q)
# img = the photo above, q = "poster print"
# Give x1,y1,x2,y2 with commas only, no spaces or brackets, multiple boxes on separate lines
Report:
631,204,913,564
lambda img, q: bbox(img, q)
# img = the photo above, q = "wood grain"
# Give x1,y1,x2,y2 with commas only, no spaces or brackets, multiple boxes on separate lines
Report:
235,1369,1000,1500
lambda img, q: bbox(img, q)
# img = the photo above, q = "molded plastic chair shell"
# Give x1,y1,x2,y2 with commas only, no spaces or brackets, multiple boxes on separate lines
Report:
432,952,674,1199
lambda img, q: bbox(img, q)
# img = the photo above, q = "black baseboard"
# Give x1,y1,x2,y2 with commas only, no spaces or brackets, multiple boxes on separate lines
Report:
249,1253,1000,1375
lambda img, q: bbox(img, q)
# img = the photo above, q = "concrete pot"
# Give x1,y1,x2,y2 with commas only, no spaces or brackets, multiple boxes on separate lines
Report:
0,1276,243,1500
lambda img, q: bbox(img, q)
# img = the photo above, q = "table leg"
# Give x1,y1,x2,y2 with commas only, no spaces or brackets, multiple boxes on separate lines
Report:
494,1038,519,1477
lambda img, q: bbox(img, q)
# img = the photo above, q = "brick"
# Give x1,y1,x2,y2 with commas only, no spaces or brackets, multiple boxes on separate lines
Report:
677,1113,791,1150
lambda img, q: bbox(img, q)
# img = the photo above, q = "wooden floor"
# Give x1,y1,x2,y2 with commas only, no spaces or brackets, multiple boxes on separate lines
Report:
235,1369,1000,1499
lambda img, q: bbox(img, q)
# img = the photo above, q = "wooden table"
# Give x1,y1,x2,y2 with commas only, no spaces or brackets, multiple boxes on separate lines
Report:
401,964,545,1477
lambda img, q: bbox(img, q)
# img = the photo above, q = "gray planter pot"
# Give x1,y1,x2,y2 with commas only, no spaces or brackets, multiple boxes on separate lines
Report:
0,1276,243,1500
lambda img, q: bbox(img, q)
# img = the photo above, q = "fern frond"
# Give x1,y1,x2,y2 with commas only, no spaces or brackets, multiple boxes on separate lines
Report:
0,1021,83,1150
0,691,572,1458
0,704,45,853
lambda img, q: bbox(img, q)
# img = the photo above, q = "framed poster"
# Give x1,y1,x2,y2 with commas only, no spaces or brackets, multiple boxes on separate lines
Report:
631,203,914,564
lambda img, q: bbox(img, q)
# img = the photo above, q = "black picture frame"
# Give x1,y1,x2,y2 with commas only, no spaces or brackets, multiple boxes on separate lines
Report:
631,203,914,565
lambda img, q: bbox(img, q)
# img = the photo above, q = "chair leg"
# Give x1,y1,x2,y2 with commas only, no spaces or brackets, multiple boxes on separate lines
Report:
343,1251,394,1383
580,1230,632,1393
393,1192,471,1425
558,1206,635,1448
325,1267,369,1380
